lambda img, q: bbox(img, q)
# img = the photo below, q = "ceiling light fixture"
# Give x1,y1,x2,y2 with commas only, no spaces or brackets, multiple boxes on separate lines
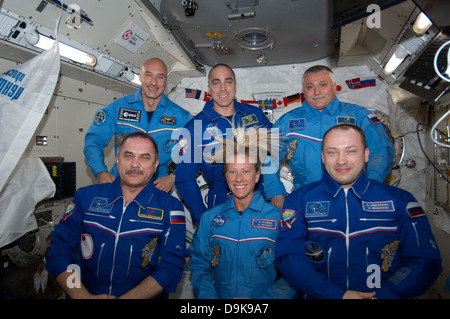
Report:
24,29,96,66
383,46,408,75
412,12,433,35
130,73,141,85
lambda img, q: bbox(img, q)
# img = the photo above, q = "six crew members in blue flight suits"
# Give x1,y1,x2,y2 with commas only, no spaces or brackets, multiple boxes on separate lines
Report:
47,61,441,299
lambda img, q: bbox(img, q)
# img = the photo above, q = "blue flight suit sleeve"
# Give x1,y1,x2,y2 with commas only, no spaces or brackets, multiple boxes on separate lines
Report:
275,192,346,299
46,192,84,279
360,109,395,182
262,120,288,200
189,212,219,298
260,275,298,299
375,192,441,299
83,102,117,177
174,119,208,223
151,199,188,293
256,112,287,200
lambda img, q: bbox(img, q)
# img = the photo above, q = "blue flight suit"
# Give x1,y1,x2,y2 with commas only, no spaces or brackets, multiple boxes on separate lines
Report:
84,88,192,180
174,100,284,223
46,178,187,297
190,193,296,299
275,171,441,299
269,97,394,191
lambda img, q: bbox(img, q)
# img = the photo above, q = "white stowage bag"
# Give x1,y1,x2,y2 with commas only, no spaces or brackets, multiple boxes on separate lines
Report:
0,42,60,192
0,156,56,248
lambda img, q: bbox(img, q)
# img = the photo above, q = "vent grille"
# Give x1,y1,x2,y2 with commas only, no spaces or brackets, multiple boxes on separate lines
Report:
96,56,125,77
0,12,19,37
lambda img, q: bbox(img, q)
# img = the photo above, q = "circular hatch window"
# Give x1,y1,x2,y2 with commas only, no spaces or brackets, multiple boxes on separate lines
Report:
235,28,276,50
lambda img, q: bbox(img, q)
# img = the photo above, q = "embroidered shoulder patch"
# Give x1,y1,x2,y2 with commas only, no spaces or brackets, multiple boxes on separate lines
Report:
381,240,400,272
405,202,426,218
170,210,186,224
304,241,324,263
289,118,305,131
211,214,229,227
336,116,356,125
60,202,76,222
306,201,330,217
257,247,275,268
367,113,381,124
88,197,112,213
241,114,258,126
94,109,106,125
141,238,158,268
281,209,298,231
161,115,176,125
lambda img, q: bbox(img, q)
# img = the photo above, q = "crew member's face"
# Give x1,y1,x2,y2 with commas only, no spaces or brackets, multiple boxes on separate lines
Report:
208,65,237,110
322,128,369,188
302,71,336,110
225,154,260,203
139,59,167,102
116,137,159,190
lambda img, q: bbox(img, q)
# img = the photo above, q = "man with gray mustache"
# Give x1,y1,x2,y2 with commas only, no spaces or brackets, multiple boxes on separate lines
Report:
266,65,394,209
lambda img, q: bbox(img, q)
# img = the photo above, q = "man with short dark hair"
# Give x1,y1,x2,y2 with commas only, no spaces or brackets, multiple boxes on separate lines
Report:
47,132,187,298
275,124,441,299
175,64,285,223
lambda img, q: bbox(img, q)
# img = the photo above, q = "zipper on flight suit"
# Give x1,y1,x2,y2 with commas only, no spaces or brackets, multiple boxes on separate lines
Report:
108,199,129,295
127,245,133,277
411,222,419,248
235,212,243,297
327,247,333,280
97,243,105,278
344,189,350,290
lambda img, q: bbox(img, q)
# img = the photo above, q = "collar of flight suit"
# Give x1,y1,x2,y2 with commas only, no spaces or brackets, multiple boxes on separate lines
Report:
321,170,371,199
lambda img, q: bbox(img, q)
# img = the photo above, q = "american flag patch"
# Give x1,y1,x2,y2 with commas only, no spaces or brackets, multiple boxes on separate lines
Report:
170,210,186,224
406,202,426,218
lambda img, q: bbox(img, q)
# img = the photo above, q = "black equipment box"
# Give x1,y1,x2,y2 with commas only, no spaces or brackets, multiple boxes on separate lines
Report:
44,162,76,199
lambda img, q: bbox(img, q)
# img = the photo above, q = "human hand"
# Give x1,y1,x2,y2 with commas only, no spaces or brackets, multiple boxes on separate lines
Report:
270,194,285,209
342,290,376,299
96,171,115,184
153,173,175,193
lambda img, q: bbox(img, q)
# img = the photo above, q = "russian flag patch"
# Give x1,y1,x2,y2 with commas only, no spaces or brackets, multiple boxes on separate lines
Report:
406,202,426,218
170,210,186,224
367,113,381,124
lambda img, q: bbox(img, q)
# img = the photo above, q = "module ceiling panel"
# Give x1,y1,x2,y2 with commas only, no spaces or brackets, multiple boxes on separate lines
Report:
159,0,336,68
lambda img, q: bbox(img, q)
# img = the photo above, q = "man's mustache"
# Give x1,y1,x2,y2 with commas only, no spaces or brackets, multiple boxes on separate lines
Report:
125,168,144,175
311,94,327,99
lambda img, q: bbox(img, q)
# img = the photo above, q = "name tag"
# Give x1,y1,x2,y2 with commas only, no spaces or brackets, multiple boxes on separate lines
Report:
139,207,164,220
362,200,395,212
252,218,277,230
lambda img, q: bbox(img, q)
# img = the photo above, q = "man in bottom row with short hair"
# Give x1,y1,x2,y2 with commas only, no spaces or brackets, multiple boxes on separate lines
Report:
275,124,441,299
